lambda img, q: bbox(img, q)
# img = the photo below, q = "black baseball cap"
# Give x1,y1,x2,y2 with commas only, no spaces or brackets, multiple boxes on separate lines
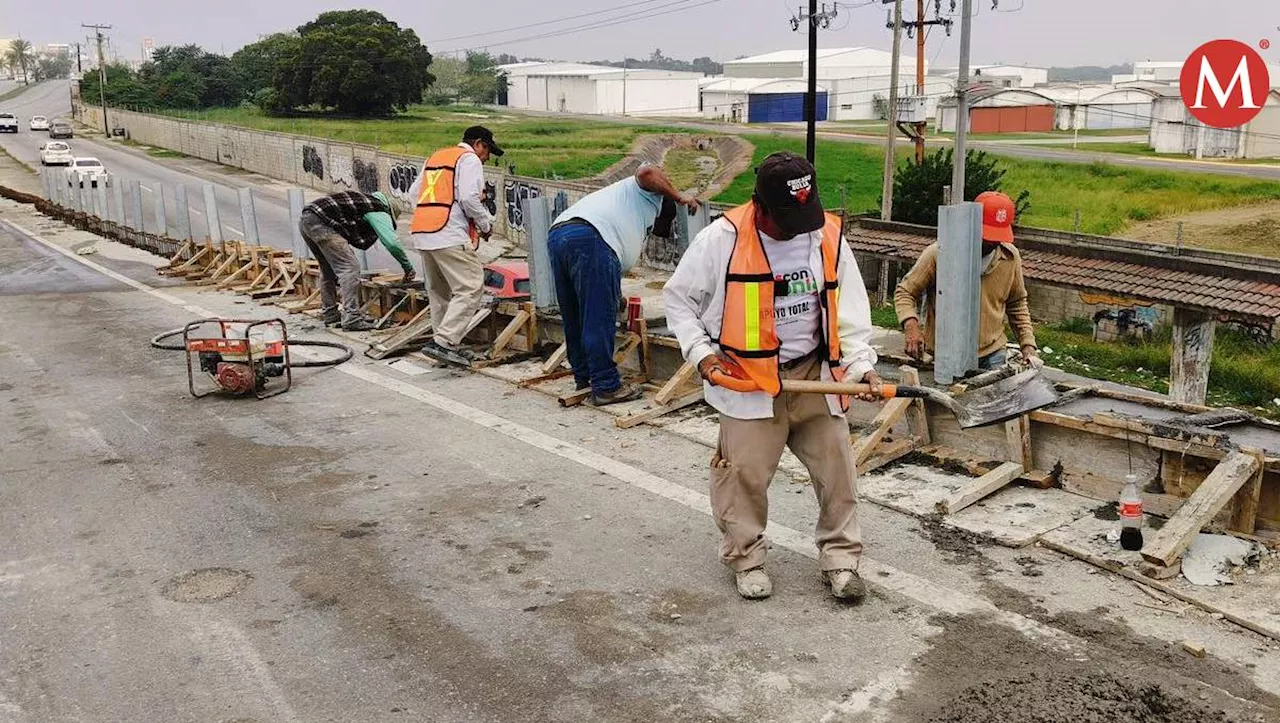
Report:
753,152,824,235
462,125,504,157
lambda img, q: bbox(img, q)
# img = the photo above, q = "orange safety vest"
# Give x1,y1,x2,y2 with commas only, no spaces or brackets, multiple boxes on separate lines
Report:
410,145,474,235
718,201,848,409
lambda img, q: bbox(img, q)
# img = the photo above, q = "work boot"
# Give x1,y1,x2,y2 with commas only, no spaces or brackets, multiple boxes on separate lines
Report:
823,569,866,602
321,310,341,327
421,339,472,367
341,316,377,332
735,567,772,600
591,382,643,406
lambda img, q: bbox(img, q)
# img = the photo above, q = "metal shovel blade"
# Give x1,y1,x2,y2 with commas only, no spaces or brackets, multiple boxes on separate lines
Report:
947,369,1060,429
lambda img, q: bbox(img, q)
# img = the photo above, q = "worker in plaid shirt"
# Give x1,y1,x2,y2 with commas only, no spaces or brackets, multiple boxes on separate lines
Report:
300,190,415,331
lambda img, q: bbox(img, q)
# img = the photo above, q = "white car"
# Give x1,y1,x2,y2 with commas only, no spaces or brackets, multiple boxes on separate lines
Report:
30,115,49,131
39,141,73,166
68,157,110,188
0,113,16,133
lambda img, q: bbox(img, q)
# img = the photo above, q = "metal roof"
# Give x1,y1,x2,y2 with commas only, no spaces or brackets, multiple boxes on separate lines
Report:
845,221,1280,322
699,77,823,94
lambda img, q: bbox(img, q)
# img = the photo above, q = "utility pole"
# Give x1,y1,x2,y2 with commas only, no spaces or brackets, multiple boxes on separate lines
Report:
791,3,837,162
83,23,112,137
880,0,903,221
884,0,952,164
949,0,973,201
75,42,82,74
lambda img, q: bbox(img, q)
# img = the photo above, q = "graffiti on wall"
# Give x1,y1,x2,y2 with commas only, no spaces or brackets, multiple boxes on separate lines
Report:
483,181,497,216
301,145,324,180
329,154,354,189
1080,292,1159,341
504,180,541,231
352,159,380,194
388,163,419,202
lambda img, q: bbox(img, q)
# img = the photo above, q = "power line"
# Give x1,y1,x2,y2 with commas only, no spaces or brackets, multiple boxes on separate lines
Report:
83,23,112,137
426,0,676,45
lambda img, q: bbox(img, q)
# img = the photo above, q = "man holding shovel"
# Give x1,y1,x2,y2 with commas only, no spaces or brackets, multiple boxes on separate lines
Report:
663,152,880,601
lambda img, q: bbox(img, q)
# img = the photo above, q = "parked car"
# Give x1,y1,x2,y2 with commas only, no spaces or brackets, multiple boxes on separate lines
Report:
68,157,109,188
29,115,49,131
483,261,531,300
39,141,73,166
48,119,73,139
0,113,17,133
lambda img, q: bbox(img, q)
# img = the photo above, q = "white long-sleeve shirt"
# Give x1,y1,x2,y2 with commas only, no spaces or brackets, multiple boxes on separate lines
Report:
409,143,494,251
662,216,878,420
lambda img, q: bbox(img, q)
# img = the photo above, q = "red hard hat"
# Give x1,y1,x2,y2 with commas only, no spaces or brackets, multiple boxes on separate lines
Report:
976,191,1015,244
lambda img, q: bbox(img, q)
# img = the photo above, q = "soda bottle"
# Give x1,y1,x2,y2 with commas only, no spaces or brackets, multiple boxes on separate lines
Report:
1118,474,1144,551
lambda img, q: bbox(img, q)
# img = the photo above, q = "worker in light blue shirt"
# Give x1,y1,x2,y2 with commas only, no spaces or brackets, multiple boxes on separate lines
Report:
549,166,700,405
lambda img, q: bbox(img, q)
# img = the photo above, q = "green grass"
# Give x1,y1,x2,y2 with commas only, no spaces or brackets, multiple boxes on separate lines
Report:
170,105,682,180
1040,141,1280,166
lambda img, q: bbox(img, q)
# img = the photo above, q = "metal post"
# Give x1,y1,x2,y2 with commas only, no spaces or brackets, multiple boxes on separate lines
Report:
40,168,51,200
805,0,819,162
881,0,903,221
174,185,193,241
933,201,983,384
950,0,974,201
95,183,109,220
112,181,125,225
202,184,223,244
129,180,144,232
155,184,169,237
80,183,92,215
287,188,307,259
238,187,260,245
524,196,556,310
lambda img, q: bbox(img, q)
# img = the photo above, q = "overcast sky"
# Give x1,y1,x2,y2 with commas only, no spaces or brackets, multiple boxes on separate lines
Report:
6,0,1278,68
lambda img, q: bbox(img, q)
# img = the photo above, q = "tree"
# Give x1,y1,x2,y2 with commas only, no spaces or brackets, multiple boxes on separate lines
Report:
32,51,73,82
274,10,433,116
887,148,1031,227
5,39,34,85
459,51,500,104
495,53,519,65
423,56,463,105
232,33,300,100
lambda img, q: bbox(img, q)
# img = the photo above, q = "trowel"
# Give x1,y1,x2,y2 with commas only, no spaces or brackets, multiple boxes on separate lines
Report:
708,367,1060,429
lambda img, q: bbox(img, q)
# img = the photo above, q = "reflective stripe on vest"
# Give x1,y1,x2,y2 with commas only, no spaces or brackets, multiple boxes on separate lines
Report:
410,146,470,234
719,202,847,407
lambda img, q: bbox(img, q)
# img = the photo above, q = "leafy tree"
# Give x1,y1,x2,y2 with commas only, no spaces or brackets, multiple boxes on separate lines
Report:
592,49,722,75
79,63,156,108
887,148,1031,227
34,51,73,82
232,33,300,99
460,51,500,104
423,56,463,104
5,39,34,84
494,53,519,65
274,10,433,116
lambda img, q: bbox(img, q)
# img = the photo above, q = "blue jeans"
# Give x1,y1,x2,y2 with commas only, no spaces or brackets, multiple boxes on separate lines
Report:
978,349,1008,370
548,222,622,394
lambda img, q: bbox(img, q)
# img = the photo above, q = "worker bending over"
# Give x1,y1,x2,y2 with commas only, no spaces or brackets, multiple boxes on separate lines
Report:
664,152,880,601
894,190,1039,369
299,190,415,331
410,126,502,366
550,165,699,405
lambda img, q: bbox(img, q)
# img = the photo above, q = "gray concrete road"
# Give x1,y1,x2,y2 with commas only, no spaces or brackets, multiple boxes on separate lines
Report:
3,191,1280,722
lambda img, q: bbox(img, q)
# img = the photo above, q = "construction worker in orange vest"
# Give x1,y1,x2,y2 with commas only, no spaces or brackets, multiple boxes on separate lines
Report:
409,126,502,366
663,152,882,601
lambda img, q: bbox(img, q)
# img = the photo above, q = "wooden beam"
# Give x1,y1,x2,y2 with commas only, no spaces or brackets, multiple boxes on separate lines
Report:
523,302,538,353
613,332,641,364
851,397,912,467
1005,414,1033,471
655,361,697,405
541,343,569,374
900,366,931,445
1230,448,1267,535
1141,450,1261,567
637,318,652,379
614,388,704,429
491,309,531,356
1169,307,1216,406
936,461,1025,515
558,388,592,408
858,437,916,476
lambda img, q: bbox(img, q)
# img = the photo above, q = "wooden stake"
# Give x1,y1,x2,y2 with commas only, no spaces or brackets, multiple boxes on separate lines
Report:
1230,448,1266,535
851,397,912,467
900,365,930,445
655,361,697,405
542,342,569,374
614,388,704,429
936,461,1024,515
1005,414,1033,471
492,309,531,356
1141,450,1261,567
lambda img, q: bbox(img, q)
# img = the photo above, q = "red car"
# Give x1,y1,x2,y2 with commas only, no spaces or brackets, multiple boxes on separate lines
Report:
483,261,531,300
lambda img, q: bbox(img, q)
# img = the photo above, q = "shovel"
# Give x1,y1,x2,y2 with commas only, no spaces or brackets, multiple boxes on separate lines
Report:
707,367,1059,429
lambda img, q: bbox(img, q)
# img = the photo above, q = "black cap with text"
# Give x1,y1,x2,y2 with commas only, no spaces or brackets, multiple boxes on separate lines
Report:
752,152,824,236
462,125,504,157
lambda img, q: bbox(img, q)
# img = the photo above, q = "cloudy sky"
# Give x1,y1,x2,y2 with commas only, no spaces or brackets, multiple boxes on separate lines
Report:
7,0,1278,68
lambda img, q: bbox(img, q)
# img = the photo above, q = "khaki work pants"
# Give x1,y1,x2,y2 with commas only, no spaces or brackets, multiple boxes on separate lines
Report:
711,354,863,572
419,246,485,348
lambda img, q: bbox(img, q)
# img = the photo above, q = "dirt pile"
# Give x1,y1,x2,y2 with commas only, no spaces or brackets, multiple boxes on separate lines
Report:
927,671,1228,723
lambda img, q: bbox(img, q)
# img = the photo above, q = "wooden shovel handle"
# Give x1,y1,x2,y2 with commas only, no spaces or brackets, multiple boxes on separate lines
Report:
706,370,905,399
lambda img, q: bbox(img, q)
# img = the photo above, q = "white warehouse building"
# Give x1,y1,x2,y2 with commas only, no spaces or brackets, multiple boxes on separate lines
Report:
500,62,702,117
1149,89,1280,159
699,77,828,123
1035,84,1161,130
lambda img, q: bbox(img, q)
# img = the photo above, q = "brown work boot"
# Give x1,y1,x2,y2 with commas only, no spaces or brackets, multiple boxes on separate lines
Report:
735,567,773,600
591,382,643,406
823,569,866,602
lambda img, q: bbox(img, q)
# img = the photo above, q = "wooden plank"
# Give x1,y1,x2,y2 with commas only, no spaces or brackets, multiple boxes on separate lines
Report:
558,388,592,408
1005,414,1033,471
637,318,651,379
523,302,538,353
614,388,704,429
655,361,697,405
851,397,912,467
541,343,568,374
936,461,1025,515
900,366,930,445
1141,450,1261,567
364,306,434,360
613,332,641,364
491,309,531,356
858,437,916,476
1231,448,1267,534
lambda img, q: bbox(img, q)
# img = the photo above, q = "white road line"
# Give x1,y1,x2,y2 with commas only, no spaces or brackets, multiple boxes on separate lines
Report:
2,218,1083,654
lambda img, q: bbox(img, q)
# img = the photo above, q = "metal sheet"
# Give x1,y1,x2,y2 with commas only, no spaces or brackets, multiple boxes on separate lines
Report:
934,202,982,384
523,195,556,310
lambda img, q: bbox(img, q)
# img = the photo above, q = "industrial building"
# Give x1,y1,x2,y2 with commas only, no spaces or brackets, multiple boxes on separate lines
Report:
933,64,1048,89
936,88,1058,133
698,77,827,123
1036,84,1161,130
499,62,702,117
1149,89,1280,159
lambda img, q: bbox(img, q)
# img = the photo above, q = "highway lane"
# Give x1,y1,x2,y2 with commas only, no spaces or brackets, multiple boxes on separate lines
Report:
0,81,406,272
